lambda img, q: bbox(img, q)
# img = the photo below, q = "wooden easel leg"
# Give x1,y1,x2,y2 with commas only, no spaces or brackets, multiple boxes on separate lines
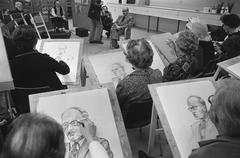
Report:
80,61,87,87
213,67,221,81
148,105,158,154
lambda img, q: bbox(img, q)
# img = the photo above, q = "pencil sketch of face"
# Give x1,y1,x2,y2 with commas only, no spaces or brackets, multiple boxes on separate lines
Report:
111,62,127,81
56,45,73,65
187,96,208,120
61,107,89,142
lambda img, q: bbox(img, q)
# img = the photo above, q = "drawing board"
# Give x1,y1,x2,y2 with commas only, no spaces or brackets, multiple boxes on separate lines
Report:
29,83,132,158
148,78,218,158
0,28,14,91
214,56,240,80
84,50,133,87
35,39,42,52
120,39,166,73
150,32,177,64
39,39,84,85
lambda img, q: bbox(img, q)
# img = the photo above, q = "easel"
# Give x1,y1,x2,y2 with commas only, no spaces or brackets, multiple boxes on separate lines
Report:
80,49,128,87
213,56,240,80
148,78,216,158
38,38,84,86
0,28,15,124
29,83,133,158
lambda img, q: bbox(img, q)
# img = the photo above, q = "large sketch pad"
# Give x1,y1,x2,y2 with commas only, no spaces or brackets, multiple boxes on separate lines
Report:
150,32,177,64
88,51,133,85
0,28,14,91
149,79,217,158
39,39,83,85
29,86,130,158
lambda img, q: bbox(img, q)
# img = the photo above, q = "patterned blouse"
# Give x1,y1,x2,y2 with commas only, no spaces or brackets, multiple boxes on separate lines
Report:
116,68,163,114
163,55,193,81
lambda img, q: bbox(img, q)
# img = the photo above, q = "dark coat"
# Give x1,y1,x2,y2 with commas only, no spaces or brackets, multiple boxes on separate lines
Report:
222,31,240,60
88,0,102,20
10,50,70,90
189,136,240,158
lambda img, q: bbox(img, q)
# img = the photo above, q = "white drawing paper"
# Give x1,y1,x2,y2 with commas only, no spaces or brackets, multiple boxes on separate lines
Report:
150,32,177,64
88,51,133,87
36,88,124,158
227,62,240,78
40,41,81,85
0,29,13,91
156,80,218,158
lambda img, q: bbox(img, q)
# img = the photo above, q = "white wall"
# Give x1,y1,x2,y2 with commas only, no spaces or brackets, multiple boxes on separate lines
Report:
105,0,240,33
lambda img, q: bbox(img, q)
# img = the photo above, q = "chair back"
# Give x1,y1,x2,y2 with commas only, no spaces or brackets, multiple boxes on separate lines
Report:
124,99,153,129
11,86,51,114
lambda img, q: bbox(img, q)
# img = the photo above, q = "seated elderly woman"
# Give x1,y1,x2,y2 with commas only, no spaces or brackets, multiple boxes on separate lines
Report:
188,78,240,158
215,14,240,60
1,113,110,158
163,30,199,81
116,39,163,121
187,22,216,73
10,25,70,114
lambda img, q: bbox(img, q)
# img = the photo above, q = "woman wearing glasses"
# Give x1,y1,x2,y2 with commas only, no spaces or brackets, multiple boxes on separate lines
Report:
163,30,199,81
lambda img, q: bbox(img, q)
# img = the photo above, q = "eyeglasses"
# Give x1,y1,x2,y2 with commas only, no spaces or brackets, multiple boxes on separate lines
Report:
187,106,199,111
208,95,214,104
62,120,85,130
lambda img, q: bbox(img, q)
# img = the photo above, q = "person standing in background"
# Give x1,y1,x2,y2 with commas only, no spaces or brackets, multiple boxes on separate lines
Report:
88,0,104,44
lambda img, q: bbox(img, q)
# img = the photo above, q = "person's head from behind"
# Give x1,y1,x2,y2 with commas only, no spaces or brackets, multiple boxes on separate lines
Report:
54,0,60,7
190,22,211,41
125,39,153,69
175,30,199,57
122,7,129,17
187,95,208,120
61,107,89,143
12,25,37,54
209,79,240,137
220,14,240,34
15,1,23,11
2,113,65,158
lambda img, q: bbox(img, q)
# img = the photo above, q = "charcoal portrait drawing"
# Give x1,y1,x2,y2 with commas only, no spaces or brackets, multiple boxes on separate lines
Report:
62,106,113,158
187,95,218,148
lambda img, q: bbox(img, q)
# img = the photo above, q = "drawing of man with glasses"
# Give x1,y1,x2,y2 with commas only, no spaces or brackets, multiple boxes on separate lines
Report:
187,95,218,148
61,107,113,158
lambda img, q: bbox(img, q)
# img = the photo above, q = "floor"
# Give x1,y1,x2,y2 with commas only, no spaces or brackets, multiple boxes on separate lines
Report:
69,25,173,158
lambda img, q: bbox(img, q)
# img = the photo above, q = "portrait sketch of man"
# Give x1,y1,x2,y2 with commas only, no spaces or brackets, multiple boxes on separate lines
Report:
110,62,127,86
187,95,218,148
55,45,74,66
61,107,113,158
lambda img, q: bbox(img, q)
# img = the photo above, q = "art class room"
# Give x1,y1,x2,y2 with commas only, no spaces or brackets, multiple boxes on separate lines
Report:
0,0,240,158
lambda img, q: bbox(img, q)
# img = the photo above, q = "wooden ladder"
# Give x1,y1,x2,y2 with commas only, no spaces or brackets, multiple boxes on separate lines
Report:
29,12,51,39
9,12,28,27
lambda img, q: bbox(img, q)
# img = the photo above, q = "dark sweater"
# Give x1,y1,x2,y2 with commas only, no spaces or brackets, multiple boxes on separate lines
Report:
189,136,240,158
10,50,70,90
222,31,240,60
116,68,162,114
88,0,102,20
